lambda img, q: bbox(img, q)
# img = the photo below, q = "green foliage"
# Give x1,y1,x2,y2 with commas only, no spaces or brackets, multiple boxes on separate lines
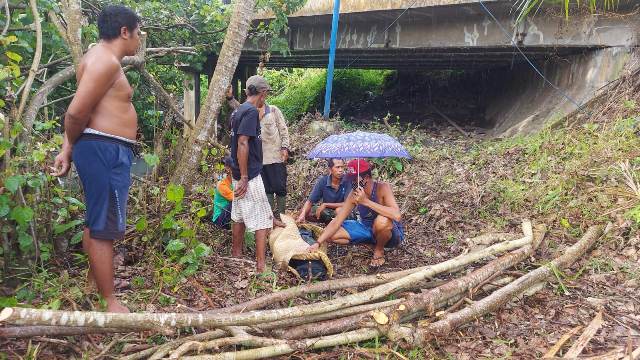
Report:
266,69,391,122
143,153,160,168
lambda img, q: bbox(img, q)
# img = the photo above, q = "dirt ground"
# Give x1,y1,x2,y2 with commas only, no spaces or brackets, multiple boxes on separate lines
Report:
1,112,639,359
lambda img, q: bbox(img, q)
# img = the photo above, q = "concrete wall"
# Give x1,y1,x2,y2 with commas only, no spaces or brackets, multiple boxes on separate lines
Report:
486,47,637,136
255,0,503,19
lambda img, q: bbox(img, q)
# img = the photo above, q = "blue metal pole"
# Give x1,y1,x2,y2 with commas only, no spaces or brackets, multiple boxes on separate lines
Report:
323,0,340,119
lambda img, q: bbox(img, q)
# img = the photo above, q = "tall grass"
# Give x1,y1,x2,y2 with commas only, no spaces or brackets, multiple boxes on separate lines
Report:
514,0,620,22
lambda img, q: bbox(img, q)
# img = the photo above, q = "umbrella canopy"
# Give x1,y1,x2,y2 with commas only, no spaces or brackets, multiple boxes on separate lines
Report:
306,131,411,159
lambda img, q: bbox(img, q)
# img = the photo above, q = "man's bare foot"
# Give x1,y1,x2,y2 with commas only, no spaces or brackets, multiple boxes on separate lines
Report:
370,249,386,267
106,298,130,313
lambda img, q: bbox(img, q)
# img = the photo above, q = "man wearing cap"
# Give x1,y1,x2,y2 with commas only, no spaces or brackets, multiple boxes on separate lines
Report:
309,159,404,267
226,81,291,220
229,75,281,273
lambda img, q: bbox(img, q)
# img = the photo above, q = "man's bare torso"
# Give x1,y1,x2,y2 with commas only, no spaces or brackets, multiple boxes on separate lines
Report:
77,45,137,140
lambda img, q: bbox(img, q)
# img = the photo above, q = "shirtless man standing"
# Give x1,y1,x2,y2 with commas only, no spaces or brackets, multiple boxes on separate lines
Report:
51,5,141,313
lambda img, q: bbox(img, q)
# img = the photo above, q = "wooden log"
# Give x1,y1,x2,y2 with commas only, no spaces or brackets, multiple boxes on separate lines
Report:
383,223,541,330
0,325,126,338
0,233,532,330
388,224,608,347
278,223,541,340
258,299,402,331
179,328,382,360
215,231,530,314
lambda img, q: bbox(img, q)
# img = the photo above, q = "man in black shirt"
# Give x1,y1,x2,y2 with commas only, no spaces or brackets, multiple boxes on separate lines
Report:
229,75,278,272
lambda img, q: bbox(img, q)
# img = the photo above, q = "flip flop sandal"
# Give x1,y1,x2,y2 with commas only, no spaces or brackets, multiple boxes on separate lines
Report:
369,256,386,268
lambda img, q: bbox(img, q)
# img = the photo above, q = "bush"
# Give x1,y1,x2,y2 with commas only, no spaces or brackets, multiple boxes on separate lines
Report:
266,68,392,122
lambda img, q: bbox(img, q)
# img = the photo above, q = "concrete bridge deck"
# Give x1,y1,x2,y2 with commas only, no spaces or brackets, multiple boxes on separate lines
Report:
238,0,638,70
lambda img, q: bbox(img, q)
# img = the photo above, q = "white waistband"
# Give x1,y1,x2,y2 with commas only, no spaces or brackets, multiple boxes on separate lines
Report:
83,128,136,144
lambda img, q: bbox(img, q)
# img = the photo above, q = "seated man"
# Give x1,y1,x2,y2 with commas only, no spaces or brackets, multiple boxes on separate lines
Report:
309,159,404,267
211,156,233,229
296,158,351,224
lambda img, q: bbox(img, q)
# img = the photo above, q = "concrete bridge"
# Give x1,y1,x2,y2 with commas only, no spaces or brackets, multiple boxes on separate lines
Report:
190,0,639,136
237,0,638,70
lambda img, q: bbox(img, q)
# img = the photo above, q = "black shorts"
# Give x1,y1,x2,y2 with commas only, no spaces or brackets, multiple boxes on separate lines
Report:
261,162,287,196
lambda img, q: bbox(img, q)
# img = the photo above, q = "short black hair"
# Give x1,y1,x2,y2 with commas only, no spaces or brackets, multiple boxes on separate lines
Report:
326,158,343,168
246,84,260,96
97,5,141,41
359,169,372,178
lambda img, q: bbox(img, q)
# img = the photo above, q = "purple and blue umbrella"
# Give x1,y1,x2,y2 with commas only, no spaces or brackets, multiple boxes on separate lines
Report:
306,131,411,159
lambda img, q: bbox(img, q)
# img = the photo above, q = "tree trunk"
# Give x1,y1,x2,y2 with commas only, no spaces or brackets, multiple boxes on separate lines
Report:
170,0,257,186
59,0,83,68
16,0,42,121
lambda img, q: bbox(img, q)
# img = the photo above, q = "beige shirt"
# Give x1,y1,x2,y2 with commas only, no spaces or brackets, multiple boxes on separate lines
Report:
228,99,290,165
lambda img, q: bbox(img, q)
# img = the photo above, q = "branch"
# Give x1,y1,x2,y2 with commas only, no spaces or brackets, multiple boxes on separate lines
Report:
16,0,42,121
169,334,284,358
138,67,193,129
20,55,72,71
2,0,9,36
260,299,403,332
277,224,541,341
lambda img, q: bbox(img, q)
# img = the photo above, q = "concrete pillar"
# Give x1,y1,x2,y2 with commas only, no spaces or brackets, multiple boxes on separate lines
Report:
182,72,196,139
232,69,240,102
194,72,201,119
239,65,249,102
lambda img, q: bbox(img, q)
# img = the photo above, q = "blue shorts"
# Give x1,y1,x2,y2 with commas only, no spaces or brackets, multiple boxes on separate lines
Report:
342,219,404,248
72,134,133,240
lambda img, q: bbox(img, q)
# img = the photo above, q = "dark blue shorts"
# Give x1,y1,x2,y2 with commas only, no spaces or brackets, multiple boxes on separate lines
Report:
72,134,133,240
213,203,232,230
342,219,404,248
